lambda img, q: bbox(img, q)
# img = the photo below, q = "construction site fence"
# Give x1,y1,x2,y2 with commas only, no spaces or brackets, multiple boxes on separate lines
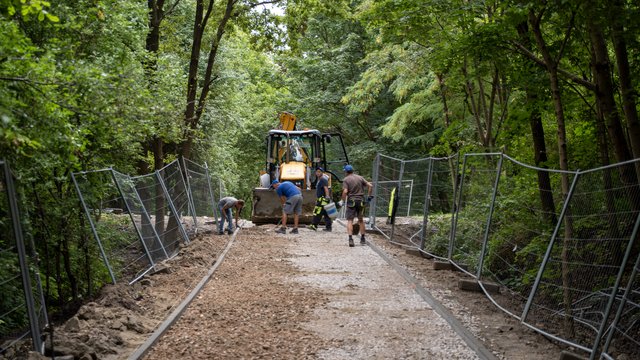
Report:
0,160,48,356
4,151,639,359
1,157,224,356
368,152,640,360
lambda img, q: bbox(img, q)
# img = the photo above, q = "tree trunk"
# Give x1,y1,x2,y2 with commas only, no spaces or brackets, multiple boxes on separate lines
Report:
462,60,488,147
610,0,640,167
529,8,575,338
182,0,223,159
145,0,164,76
436,73,451,128
588,16,638,195
516,21,557,226
183,0,206,158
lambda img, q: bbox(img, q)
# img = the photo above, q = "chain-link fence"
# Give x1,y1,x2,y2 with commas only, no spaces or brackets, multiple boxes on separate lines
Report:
479,156,573,320
523,160,640,359
71,158,213,285
0,160,47,356
2,156,219,356
183,158,218,223
368,153,457,259
369,152,640,360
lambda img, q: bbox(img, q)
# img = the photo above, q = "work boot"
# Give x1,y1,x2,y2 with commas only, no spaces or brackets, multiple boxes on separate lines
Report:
275,227,287,234
348,238,354,247
360,235,366,245
308,224,317,231
217,231,224,235
323,227,332,232
290,228,299,234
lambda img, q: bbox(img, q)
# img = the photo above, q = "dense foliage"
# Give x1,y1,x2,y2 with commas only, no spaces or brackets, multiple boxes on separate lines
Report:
1,0,639,323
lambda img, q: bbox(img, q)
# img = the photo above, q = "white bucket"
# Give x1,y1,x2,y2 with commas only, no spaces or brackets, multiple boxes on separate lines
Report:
324,202,338,220
259,173,270,188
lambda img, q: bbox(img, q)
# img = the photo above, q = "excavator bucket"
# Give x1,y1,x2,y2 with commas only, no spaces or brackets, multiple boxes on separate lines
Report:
251,188,318,224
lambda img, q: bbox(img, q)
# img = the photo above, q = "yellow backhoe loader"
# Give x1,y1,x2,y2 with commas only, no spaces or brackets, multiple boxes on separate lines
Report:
251,112,350,224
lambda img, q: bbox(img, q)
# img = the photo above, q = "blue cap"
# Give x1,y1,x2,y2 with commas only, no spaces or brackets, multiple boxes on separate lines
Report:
343,164,354,172
270,179,279,188
316,167,324,172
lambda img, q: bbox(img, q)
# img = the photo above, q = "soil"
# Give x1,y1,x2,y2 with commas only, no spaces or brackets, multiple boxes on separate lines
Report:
9,220,573,360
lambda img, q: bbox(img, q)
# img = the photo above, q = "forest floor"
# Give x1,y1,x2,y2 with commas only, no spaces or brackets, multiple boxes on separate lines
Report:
16,219,575,360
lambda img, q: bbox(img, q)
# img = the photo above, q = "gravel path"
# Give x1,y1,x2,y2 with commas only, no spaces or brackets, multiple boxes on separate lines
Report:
30,219,564,360
288,224,486,359
142,223,494,359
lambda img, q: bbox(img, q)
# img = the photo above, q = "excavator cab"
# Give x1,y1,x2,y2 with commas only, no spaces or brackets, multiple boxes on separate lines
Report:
261,130,322,190
252,113,349,224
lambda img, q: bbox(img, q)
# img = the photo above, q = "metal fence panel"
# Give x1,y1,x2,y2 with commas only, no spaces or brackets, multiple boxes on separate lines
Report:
184,158,218,222
129,172,187,258
525,160,640,356
369,154,404,239
73,169,154,284
480,155,576,318
450,153,502,276
600,244,640,360
157,160,197,235
421,155,458,259
0,161,46,355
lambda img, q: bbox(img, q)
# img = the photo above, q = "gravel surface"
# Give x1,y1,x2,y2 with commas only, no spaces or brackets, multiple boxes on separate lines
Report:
34,219,568,360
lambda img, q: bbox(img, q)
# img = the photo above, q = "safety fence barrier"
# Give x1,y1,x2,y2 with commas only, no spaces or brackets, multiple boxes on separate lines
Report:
0,161,48,356
369,152,640,360
71,158,220,285
1,157,222,356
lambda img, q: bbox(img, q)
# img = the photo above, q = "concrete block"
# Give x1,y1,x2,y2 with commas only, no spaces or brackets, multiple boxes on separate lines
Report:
405,249,422,257
458,279,501,294
559,351,587,360
433,261,454,271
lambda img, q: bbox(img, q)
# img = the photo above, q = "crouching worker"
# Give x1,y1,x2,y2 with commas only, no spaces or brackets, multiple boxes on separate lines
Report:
271,180,302,234
218,197,245,235
309,167,332,232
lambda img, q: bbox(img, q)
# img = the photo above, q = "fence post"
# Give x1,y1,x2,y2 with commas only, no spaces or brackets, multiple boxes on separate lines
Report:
406,179,414,217
521,171,581,322
419,158,434,251
204,162,219,223
449,154,467,260
4,161,43,353
588,200,640,360
389,159,405,242
476,154,504,279
599,217,640,359
155,170,190,245
180,157,198,230
71,171,117,284
110,170,159,267
369,153,381,229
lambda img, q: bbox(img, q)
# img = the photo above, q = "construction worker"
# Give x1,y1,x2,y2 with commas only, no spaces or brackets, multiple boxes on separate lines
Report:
338,164,373,247
271,180,302,234
217,197,245,235
309,167,332,232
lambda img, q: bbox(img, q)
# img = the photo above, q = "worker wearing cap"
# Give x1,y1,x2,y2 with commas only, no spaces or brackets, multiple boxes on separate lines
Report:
271,180,302,234
309,167,332,232
338,164,373,247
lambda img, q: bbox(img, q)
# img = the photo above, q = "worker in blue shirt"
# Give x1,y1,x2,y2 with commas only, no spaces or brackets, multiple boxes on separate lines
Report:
271,180,302,234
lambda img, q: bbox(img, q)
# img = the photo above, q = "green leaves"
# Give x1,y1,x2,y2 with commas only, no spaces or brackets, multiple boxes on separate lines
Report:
3,0,59,22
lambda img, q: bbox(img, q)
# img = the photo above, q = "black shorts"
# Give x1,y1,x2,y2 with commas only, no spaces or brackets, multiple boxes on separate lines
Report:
345,198,364,220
